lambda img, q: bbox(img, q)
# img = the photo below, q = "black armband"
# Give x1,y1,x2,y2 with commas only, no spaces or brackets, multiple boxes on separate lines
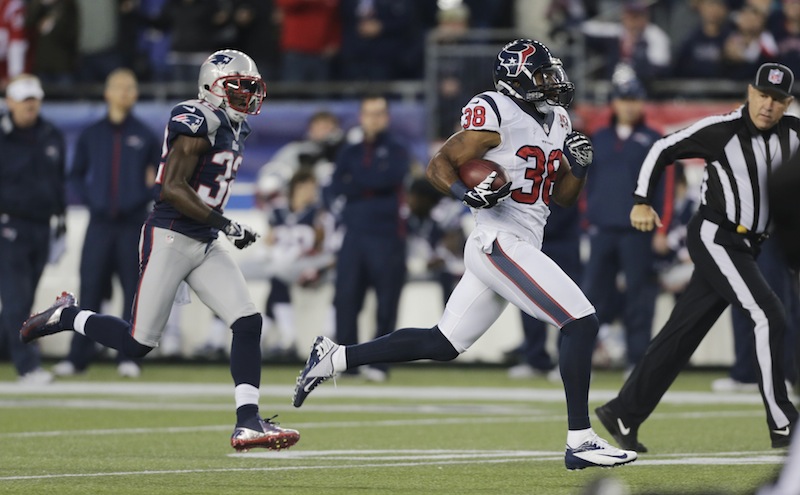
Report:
206,210,231,230
633,195,651,205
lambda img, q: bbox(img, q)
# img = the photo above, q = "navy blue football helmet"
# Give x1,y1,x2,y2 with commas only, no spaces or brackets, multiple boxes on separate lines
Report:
493,39,575,107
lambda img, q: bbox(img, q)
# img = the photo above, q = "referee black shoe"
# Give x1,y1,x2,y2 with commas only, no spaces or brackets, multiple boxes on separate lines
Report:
771,424,793,448
595,402,648,453
19,291,76,344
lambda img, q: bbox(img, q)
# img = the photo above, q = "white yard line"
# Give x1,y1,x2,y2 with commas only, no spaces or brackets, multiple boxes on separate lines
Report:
0,381,784,405
0,409,764,439
0,449,784,482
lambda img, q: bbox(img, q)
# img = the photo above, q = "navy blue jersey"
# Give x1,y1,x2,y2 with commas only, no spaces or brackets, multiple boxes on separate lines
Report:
268,205,318,254
70,113,161,224
0,113,66,222
148,99,252,241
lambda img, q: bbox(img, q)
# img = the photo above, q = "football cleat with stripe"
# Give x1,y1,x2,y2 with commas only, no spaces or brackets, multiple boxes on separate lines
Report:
565,433,637,470
20,291,76,344
293,335,338,407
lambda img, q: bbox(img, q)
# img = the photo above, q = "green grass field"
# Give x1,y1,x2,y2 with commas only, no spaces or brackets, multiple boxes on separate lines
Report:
0,362,789,495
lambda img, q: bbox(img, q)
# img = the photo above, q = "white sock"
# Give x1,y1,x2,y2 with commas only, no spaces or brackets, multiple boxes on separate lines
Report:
72,310,96,335
567,428,594,448
331,346,347,373
234,383,260,409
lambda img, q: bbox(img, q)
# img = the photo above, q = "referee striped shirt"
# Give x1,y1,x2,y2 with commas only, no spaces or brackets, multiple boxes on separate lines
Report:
634,103,800,234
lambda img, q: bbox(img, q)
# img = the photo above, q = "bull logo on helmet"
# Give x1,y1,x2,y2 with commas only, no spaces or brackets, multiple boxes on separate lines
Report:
498,43,536,78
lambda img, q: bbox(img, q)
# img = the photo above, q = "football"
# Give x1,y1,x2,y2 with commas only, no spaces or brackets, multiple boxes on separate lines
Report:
458,158,509,189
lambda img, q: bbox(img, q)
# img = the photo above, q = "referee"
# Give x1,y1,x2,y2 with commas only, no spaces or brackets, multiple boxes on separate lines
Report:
596,62,800,452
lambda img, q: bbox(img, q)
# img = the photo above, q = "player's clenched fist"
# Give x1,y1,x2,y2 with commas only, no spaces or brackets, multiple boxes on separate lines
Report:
223,220,260,249
462,171,512,209
564,131,593,179
629,204,662,232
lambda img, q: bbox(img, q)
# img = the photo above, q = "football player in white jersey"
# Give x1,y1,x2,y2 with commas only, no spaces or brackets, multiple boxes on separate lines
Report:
293,39,636,470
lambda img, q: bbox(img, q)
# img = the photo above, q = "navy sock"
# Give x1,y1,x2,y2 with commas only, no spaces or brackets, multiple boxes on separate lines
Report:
345,326,459,369
236,404,260,429
230,314,262,387
60,306,79,328
558,314,599,430
81,313,152,358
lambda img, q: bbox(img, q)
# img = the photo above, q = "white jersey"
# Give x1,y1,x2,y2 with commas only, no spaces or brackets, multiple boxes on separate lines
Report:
461,91,572,249
434,91,591,350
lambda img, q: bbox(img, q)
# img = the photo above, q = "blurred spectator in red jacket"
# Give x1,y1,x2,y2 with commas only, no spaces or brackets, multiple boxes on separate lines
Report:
275,0,340,82
0,0,28,91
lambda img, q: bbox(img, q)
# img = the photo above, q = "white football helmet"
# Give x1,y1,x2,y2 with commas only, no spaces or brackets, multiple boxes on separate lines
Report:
198,49,267,123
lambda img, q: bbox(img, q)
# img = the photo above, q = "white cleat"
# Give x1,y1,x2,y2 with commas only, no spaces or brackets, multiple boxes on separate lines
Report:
292,336,338,407
565,433,637,470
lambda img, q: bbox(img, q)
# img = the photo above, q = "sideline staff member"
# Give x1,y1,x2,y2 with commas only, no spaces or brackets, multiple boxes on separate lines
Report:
0,74,66,384
596,63,800,452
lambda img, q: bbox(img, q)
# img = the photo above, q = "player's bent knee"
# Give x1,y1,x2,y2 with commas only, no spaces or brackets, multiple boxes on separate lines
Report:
427,326,460,361
122,337,154,358
231,313,262,336
561,314,599,337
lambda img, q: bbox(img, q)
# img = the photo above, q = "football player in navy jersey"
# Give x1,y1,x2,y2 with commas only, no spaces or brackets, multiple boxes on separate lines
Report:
19,49,300,452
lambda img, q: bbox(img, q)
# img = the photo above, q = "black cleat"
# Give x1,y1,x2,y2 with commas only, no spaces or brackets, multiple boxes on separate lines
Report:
19,291,76,344
595,403,648,453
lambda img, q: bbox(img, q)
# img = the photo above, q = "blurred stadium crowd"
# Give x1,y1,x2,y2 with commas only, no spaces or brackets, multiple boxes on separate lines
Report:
0,0,797,98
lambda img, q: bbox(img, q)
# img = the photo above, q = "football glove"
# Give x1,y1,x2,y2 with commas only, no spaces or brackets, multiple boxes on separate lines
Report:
223,220,260,249
462,171,512,209
564,131,593,177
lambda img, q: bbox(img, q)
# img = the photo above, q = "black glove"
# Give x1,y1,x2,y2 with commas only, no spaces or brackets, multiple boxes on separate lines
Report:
462,171,512,209
564,131,593,177
223,220,259,249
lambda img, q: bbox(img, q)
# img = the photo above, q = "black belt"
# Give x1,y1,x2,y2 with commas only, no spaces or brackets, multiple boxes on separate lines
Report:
699,205,769,244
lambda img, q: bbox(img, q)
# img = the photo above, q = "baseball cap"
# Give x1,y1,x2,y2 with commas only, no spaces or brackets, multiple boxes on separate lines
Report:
5,75,44,101
611,77,647,100
754,63,794,99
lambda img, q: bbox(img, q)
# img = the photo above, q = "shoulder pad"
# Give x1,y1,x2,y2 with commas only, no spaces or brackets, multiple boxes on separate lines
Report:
169,99,221,137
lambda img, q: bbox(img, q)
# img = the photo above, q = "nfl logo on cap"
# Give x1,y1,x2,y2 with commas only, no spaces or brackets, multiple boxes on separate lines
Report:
755,63,794,99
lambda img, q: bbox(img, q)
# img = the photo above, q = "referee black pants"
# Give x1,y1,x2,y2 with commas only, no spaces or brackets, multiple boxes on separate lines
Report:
613,213,798,433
